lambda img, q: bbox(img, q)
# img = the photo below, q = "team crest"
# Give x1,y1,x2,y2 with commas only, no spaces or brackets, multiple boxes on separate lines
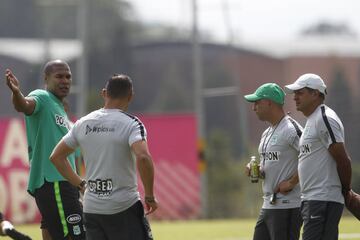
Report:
270,134,278,144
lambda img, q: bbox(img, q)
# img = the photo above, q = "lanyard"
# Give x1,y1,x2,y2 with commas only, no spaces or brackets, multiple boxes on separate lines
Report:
261,115,285,168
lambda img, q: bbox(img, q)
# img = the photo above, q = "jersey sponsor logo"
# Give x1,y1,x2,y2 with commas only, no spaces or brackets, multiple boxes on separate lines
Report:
55,114,68,128
300,144,311,155
320,130,330,140
73,225,81,235
66,214,82,224
88,179,113,197
270,134,278,144
85,124,115,135
261,151,280,161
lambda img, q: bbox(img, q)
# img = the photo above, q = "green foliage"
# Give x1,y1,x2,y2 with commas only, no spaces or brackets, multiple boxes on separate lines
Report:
205,130,262,218
327,68,360,162
327,68,352,123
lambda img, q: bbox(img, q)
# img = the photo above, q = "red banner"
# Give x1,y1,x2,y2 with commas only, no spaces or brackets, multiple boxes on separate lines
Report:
0,114,200,223
0,119,41,223
140,113,200,219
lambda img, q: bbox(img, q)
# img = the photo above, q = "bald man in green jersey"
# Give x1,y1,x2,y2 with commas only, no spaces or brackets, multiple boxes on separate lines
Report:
5,60,85,240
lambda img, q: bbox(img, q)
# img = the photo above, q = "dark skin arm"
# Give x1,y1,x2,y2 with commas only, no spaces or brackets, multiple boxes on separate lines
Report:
5,69,36,115
50,140,85,193
276,172,299,195
328,142,352,193
132,140,158,215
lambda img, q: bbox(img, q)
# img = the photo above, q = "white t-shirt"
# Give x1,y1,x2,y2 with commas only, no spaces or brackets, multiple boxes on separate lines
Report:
63,108,146,214
298,104,344,204
258,115,303,209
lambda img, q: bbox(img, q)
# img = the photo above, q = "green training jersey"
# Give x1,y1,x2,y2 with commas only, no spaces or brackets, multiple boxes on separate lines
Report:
25,89,76,194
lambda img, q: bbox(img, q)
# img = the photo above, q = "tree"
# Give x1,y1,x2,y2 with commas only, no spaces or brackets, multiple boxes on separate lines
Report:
327,68,359,162
205,130,261,218
300,21,357,38
327,68,352,124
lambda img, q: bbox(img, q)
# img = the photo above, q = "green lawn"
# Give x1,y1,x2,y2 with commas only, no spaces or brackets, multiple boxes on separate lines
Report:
6,216,360,240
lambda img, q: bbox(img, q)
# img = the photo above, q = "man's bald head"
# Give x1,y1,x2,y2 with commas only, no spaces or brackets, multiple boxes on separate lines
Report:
43,60,70,76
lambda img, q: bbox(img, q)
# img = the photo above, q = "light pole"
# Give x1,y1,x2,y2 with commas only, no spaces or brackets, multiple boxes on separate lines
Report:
192,0,249,219
75,0,89,118
191,0,208,218
36,0,88,118
221,0,248,155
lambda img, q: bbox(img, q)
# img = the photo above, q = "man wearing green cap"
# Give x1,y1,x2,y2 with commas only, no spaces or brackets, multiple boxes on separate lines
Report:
244,83,303,240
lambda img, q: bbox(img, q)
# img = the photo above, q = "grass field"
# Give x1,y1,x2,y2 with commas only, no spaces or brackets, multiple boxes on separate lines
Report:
5,216,360,240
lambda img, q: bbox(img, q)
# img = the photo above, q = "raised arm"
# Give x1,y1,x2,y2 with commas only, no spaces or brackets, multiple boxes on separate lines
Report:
131,140,158,215
5,69,36,115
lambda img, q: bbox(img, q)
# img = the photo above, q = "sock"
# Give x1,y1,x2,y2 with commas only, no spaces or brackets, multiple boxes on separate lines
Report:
1,220,14,232
2,222,32,240
5,228,32,240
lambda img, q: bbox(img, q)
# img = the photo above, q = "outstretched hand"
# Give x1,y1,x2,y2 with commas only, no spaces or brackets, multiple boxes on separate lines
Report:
5,69,20,93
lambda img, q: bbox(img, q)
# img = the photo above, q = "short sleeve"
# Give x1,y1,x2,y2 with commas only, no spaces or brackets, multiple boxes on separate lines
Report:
128,117,147,146
286,118,303,151
288,131,300,151
318,116,344,149
28,90,44,115
63,122,80,149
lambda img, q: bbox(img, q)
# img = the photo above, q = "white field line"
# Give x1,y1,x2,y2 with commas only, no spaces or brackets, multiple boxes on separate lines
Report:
339,233,360,239
211,234,360,240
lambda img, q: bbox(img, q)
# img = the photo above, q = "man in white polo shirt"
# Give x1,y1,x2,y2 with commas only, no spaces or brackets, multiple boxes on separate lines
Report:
50,74,157,240
244,83,303,240
285,73,353,240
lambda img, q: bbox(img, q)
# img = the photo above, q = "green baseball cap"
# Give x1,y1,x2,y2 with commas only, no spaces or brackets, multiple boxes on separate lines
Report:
244,83,285,105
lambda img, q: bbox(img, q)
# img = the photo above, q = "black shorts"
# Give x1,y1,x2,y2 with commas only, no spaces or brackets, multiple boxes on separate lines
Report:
253,208,302,240
301,200,343,240
34,180,85,240
84,200,153,240
0,212,3,221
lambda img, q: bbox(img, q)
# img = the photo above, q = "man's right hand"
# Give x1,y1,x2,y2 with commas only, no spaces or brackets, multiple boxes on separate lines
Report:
144,196,158,215
5,69,20,94
245,162,251,176
5,69,36,115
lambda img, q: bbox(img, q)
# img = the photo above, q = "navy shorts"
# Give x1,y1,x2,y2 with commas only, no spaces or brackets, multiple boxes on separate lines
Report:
84,200,153,240
34,180,85,240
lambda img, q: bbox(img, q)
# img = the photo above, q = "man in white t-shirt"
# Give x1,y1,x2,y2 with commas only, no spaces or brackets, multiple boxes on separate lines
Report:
50,74,158,240
285,73,352,240
244,83,303,240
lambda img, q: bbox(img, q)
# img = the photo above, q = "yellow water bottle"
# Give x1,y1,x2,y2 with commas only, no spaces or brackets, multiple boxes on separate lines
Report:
250,156,259,183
